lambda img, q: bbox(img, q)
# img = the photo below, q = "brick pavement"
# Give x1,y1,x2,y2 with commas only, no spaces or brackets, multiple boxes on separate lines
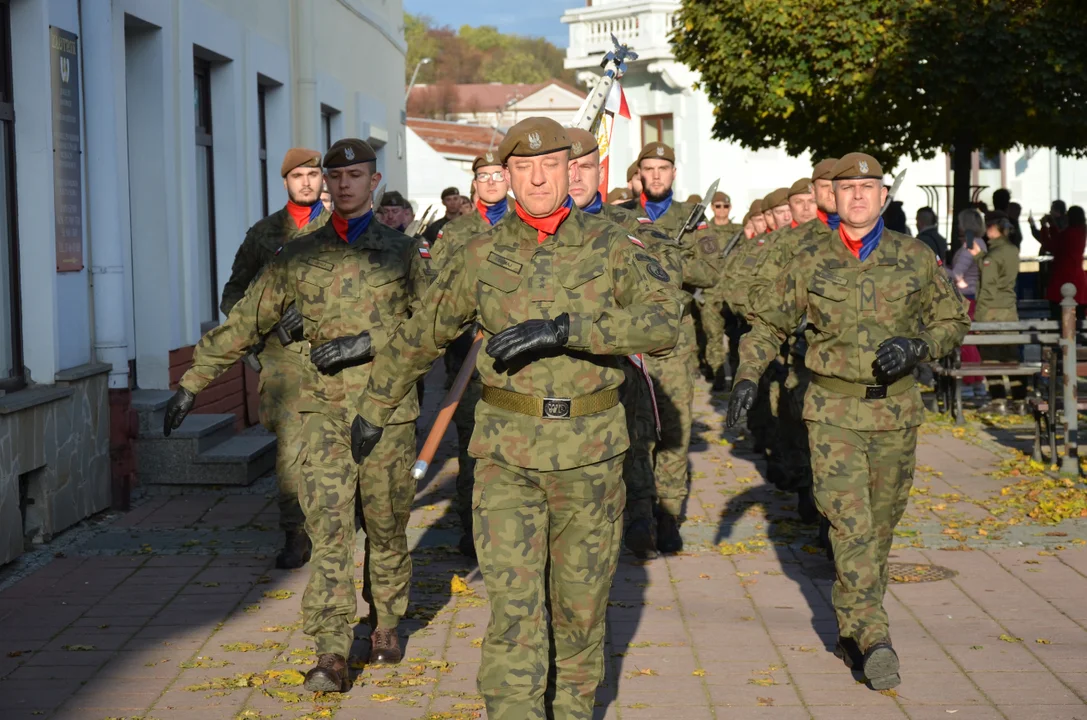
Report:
1,370,1086,720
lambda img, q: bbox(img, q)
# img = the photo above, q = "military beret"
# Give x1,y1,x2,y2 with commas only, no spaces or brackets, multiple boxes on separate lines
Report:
788,177,814,198
766,187,790,209
749,198,764,215
811,158,840,181
830,152,883,180
324,138,376,168
686,194,701,204
567,128,599,160
741,212,751,224
497,117,570,163
712,191,731,204
472,151,502,172
637,141,676,164
440,186,460,199
607,187,632,203
280,147,321,177
626,162,639,182
379,190,410,208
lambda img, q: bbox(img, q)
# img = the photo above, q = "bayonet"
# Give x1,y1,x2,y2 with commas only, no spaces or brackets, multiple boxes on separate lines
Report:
881,168,907,215
675,178,719,245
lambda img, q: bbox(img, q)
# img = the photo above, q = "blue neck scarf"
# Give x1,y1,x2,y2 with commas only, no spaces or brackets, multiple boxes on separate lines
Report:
827,212,841,230
642,190,673,222
483,197,508,226
333,210,373,244
857,217,884,262
583,192,604,216
308,202,324,225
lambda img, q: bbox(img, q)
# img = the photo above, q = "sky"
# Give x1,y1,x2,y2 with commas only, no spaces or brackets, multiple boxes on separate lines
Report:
403,0,583,48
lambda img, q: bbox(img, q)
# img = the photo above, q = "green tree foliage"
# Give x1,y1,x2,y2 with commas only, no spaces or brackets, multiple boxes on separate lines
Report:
405,14,576,87
672,0,1087,214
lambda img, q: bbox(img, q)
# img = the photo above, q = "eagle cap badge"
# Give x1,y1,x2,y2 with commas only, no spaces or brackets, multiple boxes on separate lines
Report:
858,160,869,174
571,141,583,156
345,147,356,161
527,132,542,150
656,146,665,157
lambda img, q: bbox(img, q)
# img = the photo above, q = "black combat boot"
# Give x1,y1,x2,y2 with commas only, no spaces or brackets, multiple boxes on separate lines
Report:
862,641,901,690
369,627,403,665
834,636,863,669
458,514,477,558
711,366,728,393
797,488,820,525
624,517,659,560
656,511,683,553
275,529,312,570
304,653,351,692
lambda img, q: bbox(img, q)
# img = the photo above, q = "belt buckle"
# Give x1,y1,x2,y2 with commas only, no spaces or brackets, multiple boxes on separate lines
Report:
865,385,887,400
542,397,572,419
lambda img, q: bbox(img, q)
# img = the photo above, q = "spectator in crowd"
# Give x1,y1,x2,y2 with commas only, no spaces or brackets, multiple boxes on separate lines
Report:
915,206,948,262
949,208,987,398
1030,199,1068,240
972,211,1025,414
992,189,1023,248
882,200,910,235
1040,204,1087,320
457,195,473,217
423,186,461,244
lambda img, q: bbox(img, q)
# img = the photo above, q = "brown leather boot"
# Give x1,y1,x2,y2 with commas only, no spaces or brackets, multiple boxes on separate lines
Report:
369,627,402,665
303,653,351,692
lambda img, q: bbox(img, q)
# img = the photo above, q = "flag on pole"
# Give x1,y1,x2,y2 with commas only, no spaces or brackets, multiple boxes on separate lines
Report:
592,82,629,198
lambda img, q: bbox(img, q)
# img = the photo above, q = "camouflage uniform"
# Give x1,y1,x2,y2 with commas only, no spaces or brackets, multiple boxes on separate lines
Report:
628,199,724,521
432,205,512,537
737,228,969,651
220,205,330,534
357,207,684,720
700,221,743,381
180,219,431,659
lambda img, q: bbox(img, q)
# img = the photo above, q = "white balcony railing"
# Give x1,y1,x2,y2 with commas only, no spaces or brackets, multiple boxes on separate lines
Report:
564,1,681,68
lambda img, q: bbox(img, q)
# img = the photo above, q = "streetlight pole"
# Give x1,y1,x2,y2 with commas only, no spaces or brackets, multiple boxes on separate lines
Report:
405,57,432,102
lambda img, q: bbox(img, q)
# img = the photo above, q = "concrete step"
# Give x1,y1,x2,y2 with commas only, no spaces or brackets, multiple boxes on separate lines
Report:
132,389,177,434
192,433,277,486
135,413,243,485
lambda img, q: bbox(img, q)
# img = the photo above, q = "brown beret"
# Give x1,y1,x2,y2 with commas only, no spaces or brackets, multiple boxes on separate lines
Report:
830,152,883,180
749,198,764,215
497,117,570,162
712,191,731,204
637,141,676,164
686,194,701,203
741,212,751,225
607,187,632,203
440,186,460,199
281,148,321,177
379,190,410,208
788,177,814,198
811,158,839,181
766,187,790,209
472,151,502,172
626,162,639,182
324,138,376,168
567,128,599,160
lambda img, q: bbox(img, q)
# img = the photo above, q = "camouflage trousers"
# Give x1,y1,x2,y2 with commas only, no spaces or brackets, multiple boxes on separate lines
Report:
700,294,727,375
622,361,657,522
808,421,918,651
257,341,311,533
749,359,785,452
299,412,415,658
473,454,625,720
647,352,695,518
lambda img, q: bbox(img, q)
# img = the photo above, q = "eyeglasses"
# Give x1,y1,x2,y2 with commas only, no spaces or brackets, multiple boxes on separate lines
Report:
713,203,731,209
475,171,504,183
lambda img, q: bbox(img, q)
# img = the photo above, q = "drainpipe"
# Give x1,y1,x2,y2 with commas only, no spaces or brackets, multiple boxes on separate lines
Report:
293,0,319,148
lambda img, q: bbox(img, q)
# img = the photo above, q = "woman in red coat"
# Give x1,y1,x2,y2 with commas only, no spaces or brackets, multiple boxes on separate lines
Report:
1041,205,1087,320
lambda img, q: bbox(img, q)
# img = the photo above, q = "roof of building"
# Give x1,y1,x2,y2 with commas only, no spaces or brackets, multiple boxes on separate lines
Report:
407,117,505,159
408,80,586,116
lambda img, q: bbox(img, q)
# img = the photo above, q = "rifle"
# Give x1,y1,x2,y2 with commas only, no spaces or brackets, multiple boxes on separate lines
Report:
674,179,719,247
720,228,745,260
409,36,638,479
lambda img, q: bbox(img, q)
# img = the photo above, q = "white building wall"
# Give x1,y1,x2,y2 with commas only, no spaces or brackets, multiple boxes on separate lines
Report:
404,126,473,216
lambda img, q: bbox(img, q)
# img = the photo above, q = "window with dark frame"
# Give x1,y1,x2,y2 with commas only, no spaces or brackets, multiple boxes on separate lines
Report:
321,107,332,151
0,0,25,390
640,114,674,148
193,57,218,325
257,84,268,217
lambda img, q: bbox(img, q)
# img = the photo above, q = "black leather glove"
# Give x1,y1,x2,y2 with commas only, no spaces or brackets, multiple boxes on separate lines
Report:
486,313,570,364
278,303,304,343
726,379,757,428
351,414,383,463
310,331,373,375
163,388,196,437
874,337,929,378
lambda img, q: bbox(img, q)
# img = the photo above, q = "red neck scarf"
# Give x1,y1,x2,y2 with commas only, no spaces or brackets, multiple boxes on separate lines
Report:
515,199,572,244
790,219,799,229
286,200,320,230
838,224,863,259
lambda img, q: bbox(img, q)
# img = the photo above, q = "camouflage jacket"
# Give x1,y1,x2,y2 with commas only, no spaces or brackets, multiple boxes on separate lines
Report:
737,228,969,431
974,234,1019,322
431,206,514,268
746,220,833,321
358,207,685,471
220,205,330,315
181,220,432,424
721,232,771,316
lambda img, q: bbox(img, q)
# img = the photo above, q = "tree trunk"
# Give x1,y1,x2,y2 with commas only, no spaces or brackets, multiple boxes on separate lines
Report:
949,140,974,258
